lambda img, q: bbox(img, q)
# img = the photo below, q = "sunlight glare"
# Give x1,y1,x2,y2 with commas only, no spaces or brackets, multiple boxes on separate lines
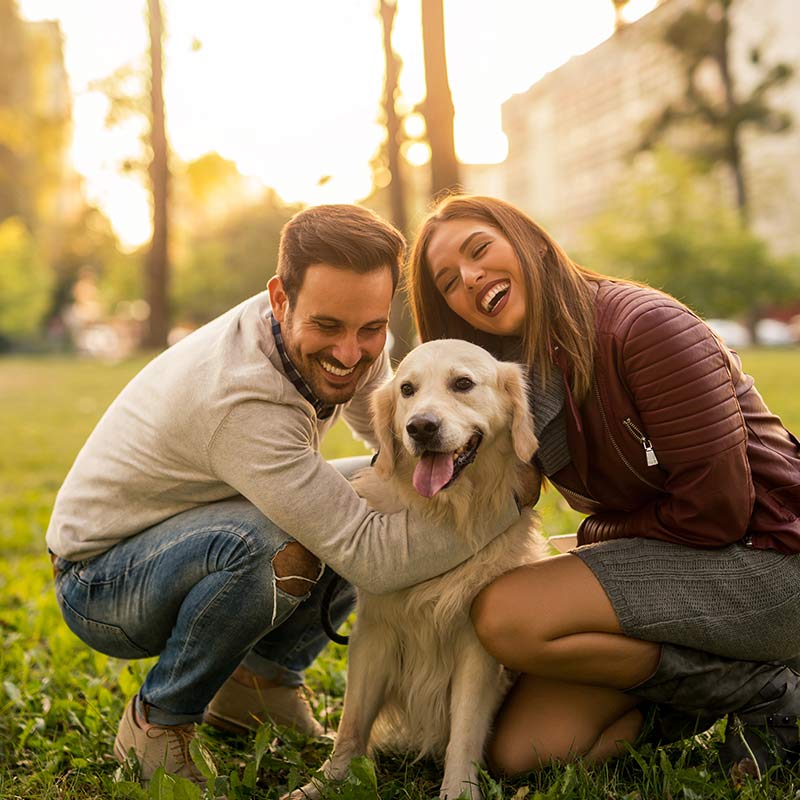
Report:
19,0,659,246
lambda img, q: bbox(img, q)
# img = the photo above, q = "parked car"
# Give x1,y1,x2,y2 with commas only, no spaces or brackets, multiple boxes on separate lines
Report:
705,319,751,348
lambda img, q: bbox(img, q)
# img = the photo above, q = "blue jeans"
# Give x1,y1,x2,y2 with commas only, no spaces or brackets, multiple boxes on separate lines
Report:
52,458,366,725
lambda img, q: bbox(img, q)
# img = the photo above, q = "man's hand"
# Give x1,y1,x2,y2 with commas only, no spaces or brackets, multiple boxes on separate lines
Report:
516,462,542,507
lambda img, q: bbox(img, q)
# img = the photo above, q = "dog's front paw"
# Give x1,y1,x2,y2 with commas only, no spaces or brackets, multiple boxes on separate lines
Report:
439,777,482,800
281,778,324,800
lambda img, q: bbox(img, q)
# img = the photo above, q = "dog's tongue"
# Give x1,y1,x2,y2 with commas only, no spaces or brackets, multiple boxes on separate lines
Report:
412,452,454,498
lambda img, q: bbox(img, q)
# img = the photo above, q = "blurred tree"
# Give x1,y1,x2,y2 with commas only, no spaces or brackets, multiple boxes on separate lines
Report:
612,0,631,31
182,153,243,212
0,216,52,347
420,0,459,198
173,190,300,324
0,0,30,224
378,0,414,363
143,0,170,349
0,2,70,238
585,150,798,324
379,0,408,236
47,205,138,325
641,0,793,225
91,0,171,350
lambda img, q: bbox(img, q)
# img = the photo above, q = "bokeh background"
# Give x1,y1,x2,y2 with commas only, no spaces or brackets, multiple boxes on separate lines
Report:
1,1,799,797
2,0,799,359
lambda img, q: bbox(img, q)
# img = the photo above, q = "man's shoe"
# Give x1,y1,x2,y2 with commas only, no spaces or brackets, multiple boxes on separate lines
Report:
114,697,207,786
204,676,326,737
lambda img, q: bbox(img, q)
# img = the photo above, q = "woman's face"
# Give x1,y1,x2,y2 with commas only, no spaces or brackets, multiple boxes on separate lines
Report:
425,217,526,337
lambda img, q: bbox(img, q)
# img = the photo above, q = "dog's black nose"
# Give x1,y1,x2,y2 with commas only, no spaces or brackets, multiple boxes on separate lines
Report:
406,413,440,444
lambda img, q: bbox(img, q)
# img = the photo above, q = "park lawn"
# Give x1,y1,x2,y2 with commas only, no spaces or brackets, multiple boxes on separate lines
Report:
0,349,798,799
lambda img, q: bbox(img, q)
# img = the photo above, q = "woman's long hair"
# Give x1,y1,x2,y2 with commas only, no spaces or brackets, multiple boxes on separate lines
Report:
407,195,603,403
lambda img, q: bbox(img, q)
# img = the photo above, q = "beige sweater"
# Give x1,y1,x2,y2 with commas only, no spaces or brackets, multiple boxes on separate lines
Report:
46,292,517,593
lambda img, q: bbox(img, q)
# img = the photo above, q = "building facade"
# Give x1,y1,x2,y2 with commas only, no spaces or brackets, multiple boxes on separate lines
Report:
491,0,800,254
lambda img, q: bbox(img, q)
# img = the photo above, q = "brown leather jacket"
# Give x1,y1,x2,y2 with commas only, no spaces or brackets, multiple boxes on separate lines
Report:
550,281,800,553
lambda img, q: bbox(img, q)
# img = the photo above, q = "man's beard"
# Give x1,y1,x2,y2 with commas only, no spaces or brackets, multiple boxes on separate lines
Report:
282,332,373,406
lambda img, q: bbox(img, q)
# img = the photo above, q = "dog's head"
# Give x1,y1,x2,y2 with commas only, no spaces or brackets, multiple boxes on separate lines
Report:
371,339,538,497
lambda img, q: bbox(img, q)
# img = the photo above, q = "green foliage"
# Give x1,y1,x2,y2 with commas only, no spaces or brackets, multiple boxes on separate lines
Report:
1,352,799,798
0,216,53,341
172,192,300,324
583,151,799,319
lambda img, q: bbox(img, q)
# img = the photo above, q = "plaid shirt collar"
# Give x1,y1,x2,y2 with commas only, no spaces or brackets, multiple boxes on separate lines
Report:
270,311,334,420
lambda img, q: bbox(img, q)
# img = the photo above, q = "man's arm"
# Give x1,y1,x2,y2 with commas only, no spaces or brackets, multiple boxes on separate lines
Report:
208,400,519,594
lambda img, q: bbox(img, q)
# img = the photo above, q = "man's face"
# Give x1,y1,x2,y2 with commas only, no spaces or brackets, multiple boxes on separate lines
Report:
268,263,394,405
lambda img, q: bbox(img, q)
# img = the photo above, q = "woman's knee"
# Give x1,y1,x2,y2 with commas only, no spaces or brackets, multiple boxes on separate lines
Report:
471,575,546,664
487,724,584,776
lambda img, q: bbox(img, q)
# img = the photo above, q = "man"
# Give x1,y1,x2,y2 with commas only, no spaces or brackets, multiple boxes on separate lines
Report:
47,204,518,789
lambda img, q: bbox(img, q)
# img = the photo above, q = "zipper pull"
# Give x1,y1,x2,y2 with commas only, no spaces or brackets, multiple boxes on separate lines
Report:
623,417,660,467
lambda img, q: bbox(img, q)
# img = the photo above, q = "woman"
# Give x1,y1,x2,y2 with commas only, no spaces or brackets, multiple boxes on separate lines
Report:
406,194,800,776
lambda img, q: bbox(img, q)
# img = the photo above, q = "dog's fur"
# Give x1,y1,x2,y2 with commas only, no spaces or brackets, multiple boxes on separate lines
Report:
292,339,547,800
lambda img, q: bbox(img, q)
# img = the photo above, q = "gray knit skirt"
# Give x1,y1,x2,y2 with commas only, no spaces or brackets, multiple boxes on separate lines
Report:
572,538,800,666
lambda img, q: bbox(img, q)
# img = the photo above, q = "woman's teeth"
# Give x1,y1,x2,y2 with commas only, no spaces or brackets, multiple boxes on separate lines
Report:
480,281,510,313
320,360,355,377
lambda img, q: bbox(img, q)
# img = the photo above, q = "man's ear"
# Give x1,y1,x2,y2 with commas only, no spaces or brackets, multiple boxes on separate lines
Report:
267,275,289,323
371,380,397,479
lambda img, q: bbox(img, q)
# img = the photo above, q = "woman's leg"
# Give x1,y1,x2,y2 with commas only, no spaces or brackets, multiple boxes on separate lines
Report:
488,675,642,775
471,553,661,689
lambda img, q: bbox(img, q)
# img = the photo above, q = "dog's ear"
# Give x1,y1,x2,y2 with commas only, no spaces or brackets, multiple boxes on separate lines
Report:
500,362,538,463
370,380,397,479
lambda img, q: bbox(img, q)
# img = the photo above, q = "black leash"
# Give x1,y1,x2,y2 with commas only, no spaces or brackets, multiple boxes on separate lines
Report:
321,572,350,645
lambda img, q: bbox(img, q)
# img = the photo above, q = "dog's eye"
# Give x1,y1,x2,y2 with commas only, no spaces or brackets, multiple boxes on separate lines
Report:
452,377,474,393
400,382,415,398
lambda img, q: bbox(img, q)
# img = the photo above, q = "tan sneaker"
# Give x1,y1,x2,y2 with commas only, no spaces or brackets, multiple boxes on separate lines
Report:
114,697,207,786
204,676,326,737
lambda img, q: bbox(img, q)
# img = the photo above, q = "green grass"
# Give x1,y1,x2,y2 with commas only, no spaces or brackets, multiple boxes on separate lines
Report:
1,349,799,799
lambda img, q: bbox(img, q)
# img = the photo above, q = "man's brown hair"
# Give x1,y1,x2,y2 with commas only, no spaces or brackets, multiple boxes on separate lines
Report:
277,204,405,306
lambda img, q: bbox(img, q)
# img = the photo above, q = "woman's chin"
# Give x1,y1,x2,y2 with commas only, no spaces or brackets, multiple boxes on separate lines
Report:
472,308,523,337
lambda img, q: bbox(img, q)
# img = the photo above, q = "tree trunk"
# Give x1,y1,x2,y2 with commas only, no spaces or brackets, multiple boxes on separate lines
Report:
143,0,170,349
380,0,414,363
420,0,459,198
715,1,749,225
612,0,630,31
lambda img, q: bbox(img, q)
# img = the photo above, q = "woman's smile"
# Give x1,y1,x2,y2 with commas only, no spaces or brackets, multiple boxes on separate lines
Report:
476,279,511,316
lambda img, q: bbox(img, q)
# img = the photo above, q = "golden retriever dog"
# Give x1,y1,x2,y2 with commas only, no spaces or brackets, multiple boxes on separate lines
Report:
291,339,547,800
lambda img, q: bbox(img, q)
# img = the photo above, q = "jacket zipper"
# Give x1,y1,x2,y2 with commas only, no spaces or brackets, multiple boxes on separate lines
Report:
622,418,659,467
594,385,663,491
550,480,597,507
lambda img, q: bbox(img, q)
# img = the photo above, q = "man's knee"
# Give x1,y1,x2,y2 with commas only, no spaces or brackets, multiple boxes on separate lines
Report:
273,541,321,596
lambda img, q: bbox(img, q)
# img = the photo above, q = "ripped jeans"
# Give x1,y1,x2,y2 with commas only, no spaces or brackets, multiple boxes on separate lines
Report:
52,479,360,725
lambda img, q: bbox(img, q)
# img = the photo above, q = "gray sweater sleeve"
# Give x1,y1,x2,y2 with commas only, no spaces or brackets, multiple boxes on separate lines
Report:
208,400,519,593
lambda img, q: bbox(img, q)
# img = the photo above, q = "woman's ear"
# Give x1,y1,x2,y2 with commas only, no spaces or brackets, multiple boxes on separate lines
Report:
370,380,397,479
500,362,538,463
